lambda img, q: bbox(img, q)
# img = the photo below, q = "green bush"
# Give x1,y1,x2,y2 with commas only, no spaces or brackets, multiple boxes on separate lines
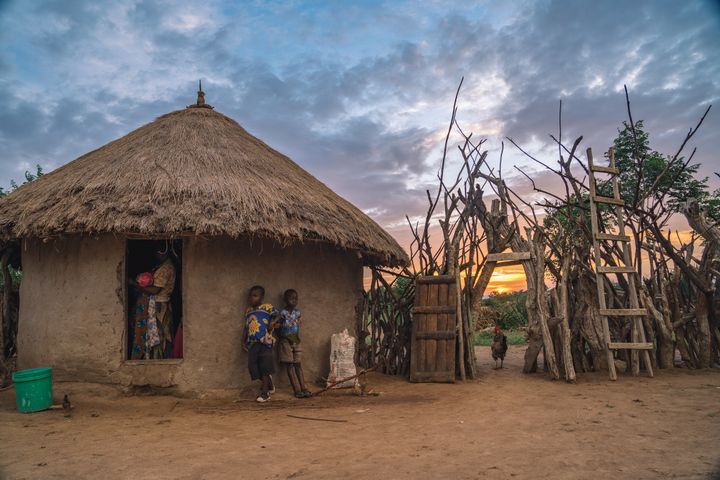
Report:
481,291,528,329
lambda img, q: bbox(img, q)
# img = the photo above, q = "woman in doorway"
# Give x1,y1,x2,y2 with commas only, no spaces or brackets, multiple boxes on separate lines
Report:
128,244,177,359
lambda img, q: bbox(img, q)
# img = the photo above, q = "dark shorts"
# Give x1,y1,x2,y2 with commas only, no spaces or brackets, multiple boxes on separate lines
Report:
248,343,275,380
278,338,302,364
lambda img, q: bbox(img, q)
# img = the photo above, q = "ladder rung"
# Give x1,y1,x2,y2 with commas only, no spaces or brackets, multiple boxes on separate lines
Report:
592,195,624,206
595,233,630,242
597,265,635,274
599,308,647,317
608,342,654,350
591,165,618,174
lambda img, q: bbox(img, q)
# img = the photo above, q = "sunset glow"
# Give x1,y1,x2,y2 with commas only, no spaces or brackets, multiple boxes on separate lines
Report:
487,266,528,294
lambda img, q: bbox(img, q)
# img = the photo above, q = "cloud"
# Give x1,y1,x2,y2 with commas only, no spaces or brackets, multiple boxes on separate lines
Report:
0,0,718,251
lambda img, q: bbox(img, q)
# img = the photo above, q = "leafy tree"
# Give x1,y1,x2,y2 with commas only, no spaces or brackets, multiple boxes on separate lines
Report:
392,275,413,298
0,165,44,291
612,121,719,220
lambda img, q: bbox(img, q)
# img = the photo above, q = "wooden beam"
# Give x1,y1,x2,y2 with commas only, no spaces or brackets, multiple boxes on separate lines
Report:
595,233,630,242
590,165,618,174
597,265,636,274
412,306,456,314
415,331,456,340
493,261,526,267
592,195,625,206
599,308,647,317
486,252,532,262
416,275,455,285
608,342,654,350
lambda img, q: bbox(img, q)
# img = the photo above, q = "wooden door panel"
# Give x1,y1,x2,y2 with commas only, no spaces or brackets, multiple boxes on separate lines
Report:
410,276,456,383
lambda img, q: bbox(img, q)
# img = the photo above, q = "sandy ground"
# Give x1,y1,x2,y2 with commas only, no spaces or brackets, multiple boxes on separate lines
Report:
1,346,719,480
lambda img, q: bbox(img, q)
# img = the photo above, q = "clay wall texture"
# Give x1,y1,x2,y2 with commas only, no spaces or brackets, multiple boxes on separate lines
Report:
17,235,363,393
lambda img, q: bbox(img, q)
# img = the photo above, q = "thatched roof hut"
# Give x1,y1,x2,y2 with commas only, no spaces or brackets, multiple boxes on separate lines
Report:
0,93,406,267
1,88,407,393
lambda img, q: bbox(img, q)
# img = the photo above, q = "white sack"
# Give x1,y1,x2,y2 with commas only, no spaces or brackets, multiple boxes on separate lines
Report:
327,329,358,388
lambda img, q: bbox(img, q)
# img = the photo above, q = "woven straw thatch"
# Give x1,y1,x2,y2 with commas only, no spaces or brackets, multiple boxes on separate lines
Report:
0,104,407,267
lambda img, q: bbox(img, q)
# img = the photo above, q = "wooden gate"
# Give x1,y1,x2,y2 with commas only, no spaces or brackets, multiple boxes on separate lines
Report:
410,275,457,382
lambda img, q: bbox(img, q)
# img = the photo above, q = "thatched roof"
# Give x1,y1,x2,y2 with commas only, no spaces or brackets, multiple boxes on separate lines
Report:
0,95,407,267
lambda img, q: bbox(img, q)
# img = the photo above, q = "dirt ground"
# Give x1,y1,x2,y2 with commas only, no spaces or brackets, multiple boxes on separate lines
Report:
1,346,719,480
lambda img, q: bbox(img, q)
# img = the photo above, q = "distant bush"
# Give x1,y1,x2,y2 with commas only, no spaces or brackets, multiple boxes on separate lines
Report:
476,290,528,330
0,165,43,198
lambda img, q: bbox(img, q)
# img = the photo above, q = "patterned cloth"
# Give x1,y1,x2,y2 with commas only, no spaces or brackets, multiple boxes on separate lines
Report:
279,308,301,343
245,304,279,347
145,296,161,351
130,294,151,360
153,259,176,303
129,293,173,360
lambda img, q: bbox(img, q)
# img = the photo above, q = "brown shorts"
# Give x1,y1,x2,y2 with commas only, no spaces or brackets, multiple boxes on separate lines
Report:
278,338,302,364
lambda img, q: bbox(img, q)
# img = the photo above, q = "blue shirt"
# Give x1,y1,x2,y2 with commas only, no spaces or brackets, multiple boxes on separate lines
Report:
279,308,301,339
245,303,278,347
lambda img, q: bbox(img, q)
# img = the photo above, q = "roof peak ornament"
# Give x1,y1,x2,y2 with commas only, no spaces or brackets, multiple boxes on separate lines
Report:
187,80,214,109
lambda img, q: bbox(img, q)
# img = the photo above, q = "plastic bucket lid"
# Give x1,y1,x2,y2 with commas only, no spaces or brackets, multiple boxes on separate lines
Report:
12,367,52,383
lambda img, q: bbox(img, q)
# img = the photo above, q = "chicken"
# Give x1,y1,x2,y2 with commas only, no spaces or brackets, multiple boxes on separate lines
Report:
490,325,508,369
62,394,73,418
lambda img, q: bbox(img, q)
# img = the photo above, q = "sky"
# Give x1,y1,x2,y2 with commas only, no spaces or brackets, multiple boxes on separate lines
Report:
1,0,719,293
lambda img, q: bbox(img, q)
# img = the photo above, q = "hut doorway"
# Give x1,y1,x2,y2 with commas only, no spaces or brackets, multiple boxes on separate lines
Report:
126,239,183,361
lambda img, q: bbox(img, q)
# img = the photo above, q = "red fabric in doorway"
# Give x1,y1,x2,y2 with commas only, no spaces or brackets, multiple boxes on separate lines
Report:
172,324,183,359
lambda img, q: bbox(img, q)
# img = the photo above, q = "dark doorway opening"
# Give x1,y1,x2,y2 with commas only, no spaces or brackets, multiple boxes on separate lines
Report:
126,239,183,360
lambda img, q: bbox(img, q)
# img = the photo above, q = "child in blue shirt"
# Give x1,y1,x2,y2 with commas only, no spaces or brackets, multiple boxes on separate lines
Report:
242,285,279,403
278,289,311,398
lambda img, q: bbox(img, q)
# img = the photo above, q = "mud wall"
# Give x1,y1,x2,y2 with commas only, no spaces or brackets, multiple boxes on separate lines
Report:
18,235,363,393
18,236,126,382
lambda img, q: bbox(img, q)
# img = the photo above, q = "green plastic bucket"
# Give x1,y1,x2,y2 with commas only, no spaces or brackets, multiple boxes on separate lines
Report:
12,367,53,413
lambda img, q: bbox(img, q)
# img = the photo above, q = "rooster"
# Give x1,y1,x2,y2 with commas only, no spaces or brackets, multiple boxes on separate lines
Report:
491,325,508,369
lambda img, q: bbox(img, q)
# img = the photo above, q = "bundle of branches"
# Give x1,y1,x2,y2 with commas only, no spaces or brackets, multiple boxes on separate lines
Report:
613,99,720,369
362,79,717,382
356,269,414,375
0,240,20,387
377,79,560,380
362,79,512,380
504,88,718,376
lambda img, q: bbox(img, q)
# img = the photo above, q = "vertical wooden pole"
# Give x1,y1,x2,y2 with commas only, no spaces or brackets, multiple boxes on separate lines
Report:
426,283,439,373
609,148,653,377
447,280,457,377
436,282,448,373
588,148,618,380
532,237,560,380
559,254,577,382
463,285,477,380
415,283,427,378
455,271,466,381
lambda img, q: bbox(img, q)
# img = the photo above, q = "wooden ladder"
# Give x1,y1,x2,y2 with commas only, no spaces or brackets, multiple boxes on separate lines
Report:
587,147,654,381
